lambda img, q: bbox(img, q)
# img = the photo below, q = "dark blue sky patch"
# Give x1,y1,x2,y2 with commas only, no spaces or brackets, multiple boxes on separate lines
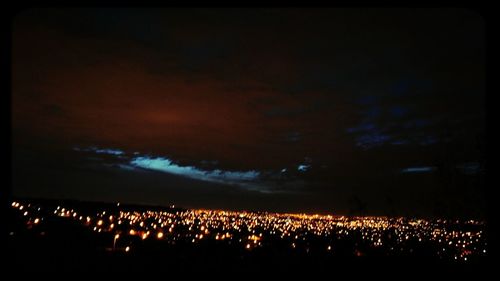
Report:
356,133,392,149
391,79,412,96
364,106,382,119
390,78,433,97
390,139,409,145
419,135,439,146
390,106,409,118
403,118,432,129
357,95,377,105
346,122,376,133
285,131,302,142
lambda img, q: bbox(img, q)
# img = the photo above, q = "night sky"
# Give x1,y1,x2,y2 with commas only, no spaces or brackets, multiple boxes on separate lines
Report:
12,8,485,218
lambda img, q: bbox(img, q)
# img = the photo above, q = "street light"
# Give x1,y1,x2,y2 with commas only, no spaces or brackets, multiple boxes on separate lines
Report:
113,234,120,250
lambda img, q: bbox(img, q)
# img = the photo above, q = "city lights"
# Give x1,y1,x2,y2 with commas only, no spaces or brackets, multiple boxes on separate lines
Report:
9,200,487,262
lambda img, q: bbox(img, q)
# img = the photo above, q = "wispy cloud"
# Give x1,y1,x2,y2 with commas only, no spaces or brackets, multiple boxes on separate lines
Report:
73,146,124,155
456,162,482,175
130,156,260,183
401,166,437,173
71,145,314,194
